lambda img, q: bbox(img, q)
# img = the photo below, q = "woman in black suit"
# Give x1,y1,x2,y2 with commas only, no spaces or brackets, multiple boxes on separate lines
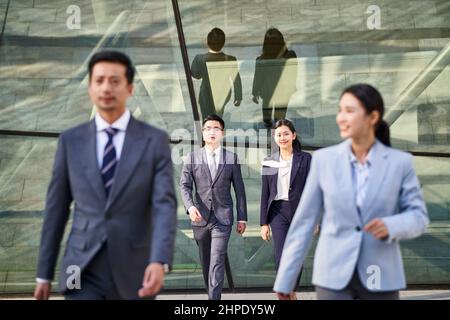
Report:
260,119,311,299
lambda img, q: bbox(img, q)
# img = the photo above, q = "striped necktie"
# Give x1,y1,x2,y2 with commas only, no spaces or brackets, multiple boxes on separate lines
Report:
101,127,119,197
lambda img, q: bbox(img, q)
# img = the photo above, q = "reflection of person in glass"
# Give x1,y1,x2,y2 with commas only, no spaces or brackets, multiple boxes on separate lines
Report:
191,28,242,121
274,84,429,300
260,119,311,300
252,28,297,128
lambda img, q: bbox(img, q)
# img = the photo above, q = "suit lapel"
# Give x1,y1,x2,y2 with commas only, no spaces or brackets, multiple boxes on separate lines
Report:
266,152,279,196
106,117,147,209
361,142,389,216
289,151,302,187
336,141,360,221
201,148,213,184
82,120,107,203
211,148,226,185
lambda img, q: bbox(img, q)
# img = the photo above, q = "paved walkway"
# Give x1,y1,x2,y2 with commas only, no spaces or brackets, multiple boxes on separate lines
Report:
156,289,450,300
1,289,449,300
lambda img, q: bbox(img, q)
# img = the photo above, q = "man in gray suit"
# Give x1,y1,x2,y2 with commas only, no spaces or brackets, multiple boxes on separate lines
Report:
180,114,247,300
33,50,177,300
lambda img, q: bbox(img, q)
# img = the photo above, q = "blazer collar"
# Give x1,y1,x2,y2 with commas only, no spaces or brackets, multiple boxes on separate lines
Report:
337,139,390,218
289,150,302,187
83,120,106,203
263,150,302,188
360,140,390,214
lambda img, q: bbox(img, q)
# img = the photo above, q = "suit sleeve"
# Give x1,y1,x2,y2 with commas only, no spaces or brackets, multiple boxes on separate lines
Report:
149,133,177,265
180,152,195,214
36,134,72,280
191,55,202,79
260,167,270,225
381,154,429,242
232,154,247,222
273,152,323,294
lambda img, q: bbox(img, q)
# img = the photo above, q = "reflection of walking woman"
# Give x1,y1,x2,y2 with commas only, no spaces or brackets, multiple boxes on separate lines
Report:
274,84,429,300
252,28,297,128
260,119,311,300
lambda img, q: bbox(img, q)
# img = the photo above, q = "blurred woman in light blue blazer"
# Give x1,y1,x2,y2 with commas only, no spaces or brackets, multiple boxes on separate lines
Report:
274,84,429,300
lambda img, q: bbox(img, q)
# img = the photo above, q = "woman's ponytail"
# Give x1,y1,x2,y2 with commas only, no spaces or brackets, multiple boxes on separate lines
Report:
375,120,391,147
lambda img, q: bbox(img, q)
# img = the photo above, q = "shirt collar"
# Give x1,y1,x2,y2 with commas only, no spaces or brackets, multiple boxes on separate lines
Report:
95,109,131,133
205,145,221,156
348,140,378,166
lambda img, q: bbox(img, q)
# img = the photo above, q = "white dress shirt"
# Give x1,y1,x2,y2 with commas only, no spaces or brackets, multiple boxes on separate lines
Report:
36,110,131,284
274,154,293,201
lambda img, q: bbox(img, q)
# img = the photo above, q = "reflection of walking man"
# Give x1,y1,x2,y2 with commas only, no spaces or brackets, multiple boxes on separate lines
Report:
191,28,242,120
34,50,177,300
180,115,247,300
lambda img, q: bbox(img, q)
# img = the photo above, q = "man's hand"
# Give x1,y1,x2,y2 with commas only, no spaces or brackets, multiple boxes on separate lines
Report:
234,100,241,107
188,207,203,223
364,218,389,240
34,282,51,300
236,222,246,234
252,95,259,104
261,224,270,241
138,263,165,298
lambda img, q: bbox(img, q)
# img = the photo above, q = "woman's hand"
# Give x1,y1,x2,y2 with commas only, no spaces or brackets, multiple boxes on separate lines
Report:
261,224,270,241
364,218,389,240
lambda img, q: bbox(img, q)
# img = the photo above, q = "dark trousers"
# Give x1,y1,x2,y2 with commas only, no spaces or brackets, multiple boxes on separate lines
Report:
269,200,302,287
315,270,400,300
64,242,122,300
192,214,232,300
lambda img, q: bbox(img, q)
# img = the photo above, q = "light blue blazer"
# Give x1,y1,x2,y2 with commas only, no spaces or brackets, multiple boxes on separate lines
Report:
273,139,429,293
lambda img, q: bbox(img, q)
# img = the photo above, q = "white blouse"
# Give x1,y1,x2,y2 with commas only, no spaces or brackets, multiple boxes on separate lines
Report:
274,154,293,201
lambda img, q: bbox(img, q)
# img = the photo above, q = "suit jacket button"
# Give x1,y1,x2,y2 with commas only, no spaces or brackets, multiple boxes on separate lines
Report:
355,226,361,232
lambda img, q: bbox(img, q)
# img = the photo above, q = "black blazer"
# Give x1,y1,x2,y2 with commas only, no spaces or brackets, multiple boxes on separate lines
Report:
260,150,311,225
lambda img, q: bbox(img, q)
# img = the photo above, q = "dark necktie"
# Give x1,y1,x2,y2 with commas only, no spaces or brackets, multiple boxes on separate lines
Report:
101,127,119,197
209,151,217,179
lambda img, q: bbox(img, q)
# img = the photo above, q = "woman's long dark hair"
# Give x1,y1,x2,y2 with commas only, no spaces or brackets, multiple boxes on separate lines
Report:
274,119,302,152
261,28,287,59
341,84,391,146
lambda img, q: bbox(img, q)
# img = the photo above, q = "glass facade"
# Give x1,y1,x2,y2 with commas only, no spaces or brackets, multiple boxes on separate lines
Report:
0,0,449,293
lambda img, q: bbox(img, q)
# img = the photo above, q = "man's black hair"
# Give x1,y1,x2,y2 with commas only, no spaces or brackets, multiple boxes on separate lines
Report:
88,50,135,84
202,114,225,130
